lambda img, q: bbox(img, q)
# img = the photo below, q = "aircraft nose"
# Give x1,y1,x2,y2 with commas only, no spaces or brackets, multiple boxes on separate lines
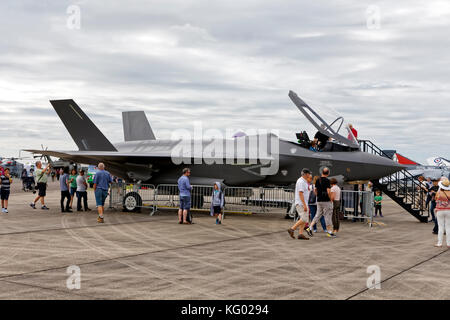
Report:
360,153,406,180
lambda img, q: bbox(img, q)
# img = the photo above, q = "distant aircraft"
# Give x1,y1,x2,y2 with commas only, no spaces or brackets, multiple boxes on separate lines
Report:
0,157,25,178
426,156,449,168
25,91,404,187
383,151,449,180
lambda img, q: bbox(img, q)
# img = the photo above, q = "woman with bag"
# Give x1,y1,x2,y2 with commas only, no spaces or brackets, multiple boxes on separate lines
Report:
435,178,450,248
330,178,342,235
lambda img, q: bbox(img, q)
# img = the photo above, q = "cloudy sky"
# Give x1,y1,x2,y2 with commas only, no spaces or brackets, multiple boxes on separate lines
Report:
0,0,449,163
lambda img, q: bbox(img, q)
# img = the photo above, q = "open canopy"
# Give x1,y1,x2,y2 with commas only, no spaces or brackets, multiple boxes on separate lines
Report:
288,90,359,150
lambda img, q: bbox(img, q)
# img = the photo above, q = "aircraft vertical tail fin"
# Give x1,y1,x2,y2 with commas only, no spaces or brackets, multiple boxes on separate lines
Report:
50,99,117,151
122,111,156,141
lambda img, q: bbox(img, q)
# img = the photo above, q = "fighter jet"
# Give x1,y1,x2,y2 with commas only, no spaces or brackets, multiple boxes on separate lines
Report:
25,91,404,186
382,151,449,180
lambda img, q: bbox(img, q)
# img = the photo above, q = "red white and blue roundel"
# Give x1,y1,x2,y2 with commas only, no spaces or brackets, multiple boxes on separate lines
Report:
434,158,443,164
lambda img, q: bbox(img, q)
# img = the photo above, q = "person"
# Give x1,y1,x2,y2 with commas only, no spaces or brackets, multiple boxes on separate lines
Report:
210,182,225,225
426,177,433,210
178,168,192,224
429,179,440,234
418,176,428,210
30,161,51,210
348,124,358,140
287,169,313,240
374,190,383,217
434,178,450,248
76,169,90,211
313,126,330,150
330,178,341,234
93,163,112,223
21,168,28,191
1,168,12,213
56,169,60,181
60,167,72,213
309,140,318,152
51,170,56,182
306,167,336,238
68,168,78,209
308,175,327,233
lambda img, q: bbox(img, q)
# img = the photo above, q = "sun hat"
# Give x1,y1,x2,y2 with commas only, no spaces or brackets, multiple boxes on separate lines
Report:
438,177,450,191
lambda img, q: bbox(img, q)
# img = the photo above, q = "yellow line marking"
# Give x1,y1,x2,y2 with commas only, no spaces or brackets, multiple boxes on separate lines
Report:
69,104,83,120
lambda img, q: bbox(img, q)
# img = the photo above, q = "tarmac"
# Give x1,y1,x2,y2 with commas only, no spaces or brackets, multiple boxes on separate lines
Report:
0,179,448,300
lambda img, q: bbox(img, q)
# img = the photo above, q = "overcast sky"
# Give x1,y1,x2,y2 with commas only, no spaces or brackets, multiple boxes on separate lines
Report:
0,0,449,163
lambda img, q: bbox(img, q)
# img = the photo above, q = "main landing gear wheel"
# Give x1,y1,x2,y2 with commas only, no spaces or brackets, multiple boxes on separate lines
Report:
123,192,142,212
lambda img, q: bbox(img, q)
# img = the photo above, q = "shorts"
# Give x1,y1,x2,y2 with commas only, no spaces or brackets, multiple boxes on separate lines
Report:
37,183,47,197
180,196,191,210
1,189,10,200
213,206,222,214
295,204,310,223
95,189,109,207
70,187,77,196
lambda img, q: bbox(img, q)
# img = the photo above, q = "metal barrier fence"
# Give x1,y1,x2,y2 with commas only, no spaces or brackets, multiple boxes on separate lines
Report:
109,183,157,215
340,190,374,226
108,183,294,215
287,190,374,227
108,183,373,225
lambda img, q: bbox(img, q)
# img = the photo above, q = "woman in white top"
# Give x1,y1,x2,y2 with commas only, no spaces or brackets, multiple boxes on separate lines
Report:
435,178,450,248
330,178,342,234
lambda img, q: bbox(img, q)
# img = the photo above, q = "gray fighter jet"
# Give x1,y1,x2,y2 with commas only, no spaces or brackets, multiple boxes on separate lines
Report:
25,91,404,186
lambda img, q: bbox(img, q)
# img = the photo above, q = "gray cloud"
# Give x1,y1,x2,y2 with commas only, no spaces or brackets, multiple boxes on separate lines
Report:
0,0,449,164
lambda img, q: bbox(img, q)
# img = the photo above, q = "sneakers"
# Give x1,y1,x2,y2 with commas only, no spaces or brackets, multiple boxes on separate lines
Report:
4,209,8,213
287,229,295,239
1,208,5,213
305,227,313,237
41,206,49,210
30,203,36,209
327,232,337,238
97,216,104,223
297,234,309,240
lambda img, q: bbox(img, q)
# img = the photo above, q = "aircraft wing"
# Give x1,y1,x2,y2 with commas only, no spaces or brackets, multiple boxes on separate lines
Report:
23,149,173,166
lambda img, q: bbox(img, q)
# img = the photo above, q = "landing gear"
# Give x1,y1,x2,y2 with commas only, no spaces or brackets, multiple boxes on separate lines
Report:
123,192,142,212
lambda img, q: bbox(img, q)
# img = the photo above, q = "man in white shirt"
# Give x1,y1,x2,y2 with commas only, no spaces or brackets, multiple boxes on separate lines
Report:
288,169,313,240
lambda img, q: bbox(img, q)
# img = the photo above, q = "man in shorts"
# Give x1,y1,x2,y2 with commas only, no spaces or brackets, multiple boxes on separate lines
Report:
178,168,192,224
30,161,51,210
306,167,336,238
288,169,313,240
93,163,112,223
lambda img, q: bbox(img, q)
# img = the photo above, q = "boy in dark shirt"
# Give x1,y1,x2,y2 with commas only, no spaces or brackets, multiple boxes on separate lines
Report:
1,168,12,213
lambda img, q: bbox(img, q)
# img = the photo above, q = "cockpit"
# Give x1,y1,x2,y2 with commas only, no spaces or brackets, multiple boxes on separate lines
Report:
289,90,360,152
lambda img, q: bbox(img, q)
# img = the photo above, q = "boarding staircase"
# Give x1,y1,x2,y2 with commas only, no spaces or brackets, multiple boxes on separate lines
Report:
359,140,428,223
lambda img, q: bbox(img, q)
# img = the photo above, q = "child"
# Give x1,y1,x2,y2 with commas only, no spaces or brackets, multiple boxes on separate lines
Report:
68,168,78,209
1,168,12,213
374,190,383,217
210,182,225,224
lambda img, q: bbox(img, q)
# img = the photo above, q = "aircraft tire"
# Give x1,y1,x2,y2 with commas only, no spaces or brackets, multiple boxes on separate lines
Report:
123,192,142,212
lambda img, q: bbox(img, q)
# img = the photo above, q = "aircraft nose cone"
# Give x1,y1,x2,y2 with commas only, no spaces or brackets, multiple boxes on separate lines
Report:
351,153,406,181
